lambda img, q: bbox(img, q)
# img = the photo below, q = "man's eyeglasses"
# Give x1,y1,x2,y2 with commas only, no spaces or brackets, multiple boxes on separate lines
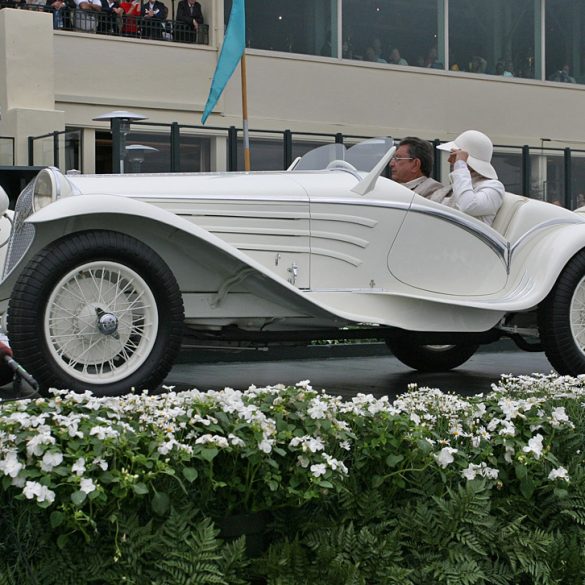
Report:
393,157,414,161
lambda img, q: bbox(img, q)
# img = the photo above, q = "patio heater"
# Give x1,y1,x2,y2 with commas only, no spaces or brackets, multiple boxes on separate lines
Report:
93,110,147,174
125,144,159,173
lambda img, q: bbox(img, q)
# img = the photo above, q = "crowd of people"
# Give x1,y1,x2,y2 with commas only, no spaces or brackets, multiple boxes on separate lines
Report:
1,0,206,41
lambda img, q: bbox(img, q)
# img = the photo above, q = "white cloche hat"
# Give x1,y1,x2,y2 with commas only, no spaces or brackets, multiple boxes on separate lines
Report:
437,130,498,180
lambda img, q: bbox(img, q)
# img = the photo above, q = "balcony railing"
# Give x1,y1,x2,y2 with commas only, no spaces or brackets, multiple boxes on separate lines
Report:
0,2,209,44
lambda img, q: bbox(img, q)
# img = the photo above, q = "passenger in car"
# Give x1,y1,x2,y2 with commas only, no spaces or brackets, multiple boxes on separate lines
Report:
389,136,445,198
436,130,505,226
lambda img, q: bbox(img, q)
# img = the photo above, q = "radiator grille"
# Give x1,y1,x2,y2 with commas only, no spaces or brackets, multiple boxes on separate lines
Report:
3,182,36,279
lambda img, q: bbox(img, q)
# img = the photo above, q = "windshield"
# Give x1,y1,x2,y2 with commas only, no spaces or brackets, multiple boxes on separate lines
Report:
293,137,394,172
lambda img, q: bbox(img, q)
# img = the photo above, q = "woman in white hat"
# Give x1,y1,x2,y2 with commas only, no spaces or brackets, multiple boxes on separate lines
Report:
436,130,505,226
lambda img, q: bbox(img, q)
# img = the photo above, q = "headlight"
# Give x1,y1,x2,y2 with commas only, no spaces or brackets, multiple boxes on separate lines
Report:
32,168,76,213
32,169,57,213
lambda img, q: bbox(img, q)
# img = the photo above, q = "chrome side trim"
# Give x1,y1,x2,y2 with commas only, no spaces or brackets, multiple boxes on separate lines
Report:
510,217,585,258
310,197,510,265
408,203,510,262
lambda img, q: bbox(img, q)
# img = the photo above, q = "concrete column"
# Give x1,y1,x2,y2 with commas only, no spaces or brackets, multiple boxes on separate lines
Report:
0,9,65,165
210,135,227,172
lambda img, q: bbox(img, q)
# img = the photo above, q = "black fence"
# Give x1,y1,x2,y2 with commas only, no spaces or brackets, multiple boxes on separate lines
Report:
0,2,209,44
25,122,585,210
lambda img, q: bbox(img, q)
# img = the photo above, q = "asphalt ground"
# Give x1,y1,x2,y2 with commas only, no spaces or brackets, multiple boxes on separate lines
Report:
0,340,553,403
166,340,552,400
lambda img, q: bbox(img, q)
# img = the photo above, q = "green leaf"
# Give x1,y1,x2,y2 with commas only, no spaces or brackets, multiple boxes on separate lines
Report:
50,511,64,528
200,448,219,462
520,477,536,499
515,463,528,480
151,491,170,516
385,454,405,468
182,467,198,483
56,534,69,550
133,482,149,495
71,490,87,506
372,475,384,488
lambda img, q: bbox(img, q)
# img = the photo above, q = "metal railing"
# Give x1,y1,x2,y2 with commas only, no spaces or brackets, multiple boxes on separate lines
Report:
26,122,585,210
0,2,209,44
27,128,83,172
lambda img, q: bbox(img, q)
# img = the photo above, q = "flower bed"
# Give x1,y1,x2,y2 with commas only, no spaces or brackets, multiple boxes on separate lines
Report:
0,374,584,584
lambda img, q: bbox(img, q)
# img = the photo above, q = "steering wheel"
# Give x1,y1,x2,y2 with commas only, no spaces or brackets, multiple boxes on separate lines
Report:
326,159,358,171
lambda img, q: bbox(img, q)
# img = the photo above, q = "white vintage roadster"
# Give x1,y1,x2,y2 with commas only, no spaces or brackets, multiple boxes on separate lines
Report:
0,138,584,395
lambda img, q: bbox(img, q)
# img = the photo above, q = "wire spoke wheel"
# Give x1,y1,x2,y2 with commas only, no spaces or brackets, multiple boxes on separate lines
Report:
45,261,158,384
8,231,184,395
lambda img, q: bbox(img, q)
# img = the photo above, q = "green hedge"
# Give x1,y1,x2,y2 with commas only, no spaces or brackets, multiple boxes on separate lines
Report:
0,375,584,584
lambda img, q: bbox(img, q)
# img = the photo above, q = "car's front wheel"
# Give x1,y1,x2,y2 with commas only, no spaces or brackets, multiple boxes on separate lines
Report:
539,249,585,375
386,338,478,372
7,231,184,396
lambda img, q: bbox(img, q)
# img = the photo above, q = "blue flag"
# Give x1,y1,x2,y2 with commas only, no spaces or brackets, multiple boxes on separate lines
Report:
201,0,246,124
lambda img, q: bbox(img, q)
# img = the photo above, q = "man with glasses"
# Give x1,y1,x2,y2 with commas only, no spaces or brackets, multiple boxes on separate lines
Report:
389,137,444,198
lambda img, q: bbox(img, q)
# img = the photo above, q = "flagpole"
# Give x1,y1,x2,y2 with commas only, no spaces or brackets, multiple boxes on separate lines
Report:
241,51,251,172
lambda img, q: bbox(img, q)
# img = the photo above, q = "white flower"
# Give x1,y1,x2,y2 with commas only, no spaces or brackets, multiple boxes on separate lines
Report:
71,457,86,476
92,457,108,471
23,481,55,504
550,407,570,428
26,429,56,457
80,478,97,494
40,451,63,472
522,433,544,459
194,434,229,448
310,463,327,477
89,426,119,440
548,467,570,482
307,398,328,419
461,462,499,481
434,447,458,468
258,439,273,453
0,451,23,478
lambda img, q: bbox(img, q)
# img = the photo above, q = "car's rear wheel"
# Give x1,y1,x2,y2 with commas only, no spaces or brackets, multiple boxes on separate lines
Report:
7,231,184,396
539,249,585,375
386,338,478,372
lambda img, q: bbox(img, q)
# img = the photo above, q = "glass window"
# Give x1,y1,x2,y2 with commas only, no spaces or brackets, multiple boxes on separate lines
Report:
225,0,337,57
545,1,584,84
342,0,440,68
0,137,14,166
95,131,210,174
449,0,536,79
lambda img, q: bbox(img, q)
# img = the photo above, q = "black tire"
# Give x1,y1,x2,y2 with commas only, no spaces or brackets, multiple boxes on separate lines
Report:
386,338,478,372
7,231,184,396
539,249,585,375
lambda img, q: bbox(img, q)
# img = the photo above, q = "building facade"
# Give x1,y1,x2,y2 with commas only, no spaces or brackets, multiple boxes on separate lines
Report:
1,1,585,205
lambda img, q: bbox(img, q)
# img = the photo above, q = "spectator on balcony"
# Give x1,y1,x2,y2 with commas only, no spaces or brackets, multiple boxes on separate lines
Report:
98,0,123,33
141,0,165,39
45,0,69,28
119,0,140,36
388,48,408,66
175,0,203,43
74,0,101,32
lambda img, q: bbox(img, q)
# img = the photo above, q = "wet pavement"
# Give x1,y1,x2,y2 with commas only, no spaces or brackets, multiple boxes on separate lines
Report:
0,342,554,403
165,343,552,400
